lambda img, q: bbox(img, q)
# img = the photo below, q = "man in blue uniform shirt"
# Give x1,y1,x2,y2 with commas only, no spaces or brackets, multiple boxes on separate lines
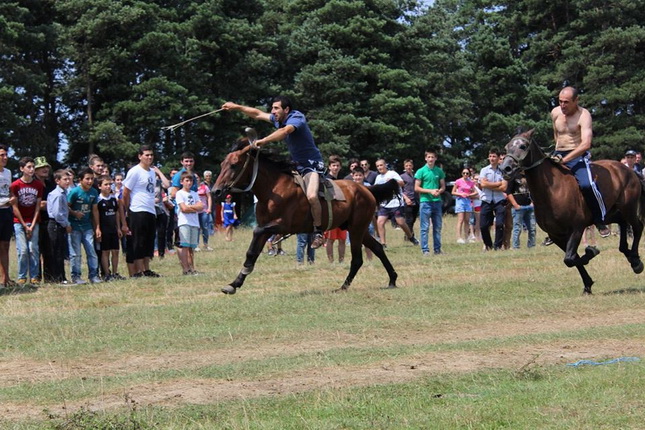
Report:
222,96,326,248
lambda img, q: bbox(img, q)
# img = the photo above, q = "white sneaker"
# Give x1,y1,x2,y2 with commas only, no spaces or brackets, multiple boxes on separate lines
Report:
457,238,466,244
194,247,201,252
73,278,87,285
90,277,103,284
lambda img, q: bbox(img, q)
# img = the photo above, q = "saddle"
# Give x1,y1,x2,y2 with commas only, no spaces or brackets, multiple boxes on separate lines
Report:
292,173,346,231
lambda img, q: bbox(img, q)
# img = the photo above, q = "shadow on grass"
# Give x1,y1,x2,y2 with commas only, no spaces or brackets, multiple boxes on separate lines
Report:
0,285,39,296
602,286,645,295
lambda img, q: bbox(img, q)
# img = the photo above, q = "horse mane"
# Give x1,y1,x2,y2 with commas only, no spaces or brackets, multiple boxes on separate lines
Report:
232,137,295,176
523,136,573,176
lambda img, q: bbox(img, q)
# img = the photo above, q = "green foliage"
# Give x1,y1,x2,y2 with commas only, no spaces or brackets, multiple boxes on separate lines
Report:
1,0,644,173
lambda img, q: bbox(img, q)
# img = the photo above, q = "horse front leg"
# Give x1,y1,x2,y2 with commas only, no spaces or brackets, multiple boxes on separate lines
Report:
562,230,596,295
221,224,279,295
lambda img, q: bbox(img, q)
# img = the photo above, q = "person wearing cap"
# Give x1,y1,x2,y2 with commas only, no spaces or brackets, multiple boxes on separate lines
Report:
550,86,610,238
624,150,643,179
34,156,56,283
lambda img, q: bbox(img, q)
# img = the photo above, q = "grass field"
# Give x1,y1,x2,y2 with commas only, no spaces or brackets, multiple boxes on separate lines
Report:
1,217,644,429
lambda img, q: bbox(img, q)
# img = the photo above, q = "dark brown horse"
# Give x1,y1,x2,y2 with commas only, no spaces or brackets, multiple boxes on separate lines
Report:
501,130,645,294
212,138,399,294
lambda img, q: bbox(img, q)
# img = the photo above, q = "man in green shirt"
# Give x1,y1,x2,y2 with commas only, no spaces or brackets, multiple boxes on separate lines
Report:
414,149,446,255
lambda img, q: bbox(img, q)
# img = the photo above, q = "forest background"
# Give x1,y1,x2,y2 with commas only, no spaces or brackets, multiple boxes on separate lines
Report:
2,0,644,180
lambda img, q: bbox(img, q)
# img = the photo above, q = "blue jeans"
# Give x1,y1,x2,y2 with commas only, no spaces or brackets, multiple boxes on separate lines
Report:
555,150,606,224
70,229,99,280
198,212,213,245
14,223,40,280
296,233,315,263
511,206,536,249
419,201,443,253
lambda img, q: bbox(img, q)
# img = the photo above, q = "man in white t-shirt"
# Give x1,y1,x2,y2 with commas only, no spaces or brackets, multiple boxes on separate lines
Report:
123,145,168,278
374,159,419,249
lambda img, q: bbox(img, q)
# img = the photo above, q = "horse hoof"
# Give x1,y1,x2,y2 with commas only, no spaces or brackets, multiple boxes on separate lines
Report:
381,284,398,290
333,287,348,293
585,246,600,257
632,261,644,274
221,285,237,295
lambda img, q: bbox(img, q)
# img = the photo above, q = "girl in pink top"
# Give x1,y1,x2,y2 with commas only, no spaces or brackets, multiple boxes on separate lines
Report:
452,169,478,244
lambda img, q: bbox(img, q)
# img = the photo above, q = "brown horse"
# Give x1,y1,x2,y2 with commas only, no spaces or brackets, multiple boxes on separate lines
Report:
500,130,645,294
212,138,399,294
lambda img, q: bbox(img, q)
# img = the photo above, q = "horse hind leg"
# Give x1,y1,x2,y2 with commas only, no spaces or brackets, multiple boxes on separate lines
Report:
335,229,365,292
363,233,398,289
624,219,644,274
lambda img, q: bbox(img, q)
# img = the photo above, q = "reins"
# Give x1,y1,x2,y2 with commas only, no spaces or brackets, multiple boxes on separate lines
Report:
228,147,260,193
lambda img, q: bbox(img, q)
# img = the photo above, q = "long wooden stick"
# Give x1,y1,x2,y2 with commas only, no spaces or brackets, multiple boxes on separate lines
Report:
161,108,224,131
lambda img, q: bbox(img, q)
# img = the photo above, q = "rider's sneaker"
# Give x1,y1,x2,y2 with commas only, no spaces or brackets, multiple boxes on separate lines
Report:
409,235,420,246
311,231,325,249
596,224,611,238
268,247,276,256
541,237,554,246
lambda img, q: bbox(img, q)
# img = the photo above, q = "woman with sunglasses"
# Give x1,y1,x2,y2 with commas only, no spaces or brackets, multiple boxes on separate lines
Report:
452,168,479,244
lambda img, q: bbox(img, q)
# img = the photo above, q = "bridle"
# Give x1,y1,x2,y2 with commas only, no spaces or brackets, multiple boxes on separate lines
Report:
505,136,548,172
227,147,260,193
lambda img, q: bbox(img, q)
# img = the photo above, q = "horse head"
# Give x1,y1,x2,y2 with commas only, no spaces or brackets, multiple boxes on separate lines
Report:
501,129,535,179
212,137,255,201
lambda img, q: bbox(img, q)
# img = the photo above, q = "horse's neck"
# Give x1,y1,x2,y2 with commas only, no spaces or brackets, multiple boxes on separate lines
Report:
251,162,294,201
525,162,574,205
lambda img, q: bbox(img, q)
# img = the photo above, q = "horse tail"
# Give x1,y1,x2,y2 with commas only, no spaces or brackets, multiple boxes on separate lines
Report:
368,179,400,204
639,179,645,224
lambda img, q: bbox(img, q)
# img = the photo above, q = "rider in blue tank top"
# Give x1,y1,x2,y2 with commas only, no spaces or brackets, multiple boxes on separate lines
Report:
221,96,326,249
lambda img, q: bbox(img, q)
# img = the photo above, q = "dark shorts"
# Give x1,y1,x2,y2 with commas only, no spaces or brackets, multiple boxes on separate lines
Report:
296,159,325,175
0,208,13,242
128,211,156,260
97,233,120,251
377,206,404,219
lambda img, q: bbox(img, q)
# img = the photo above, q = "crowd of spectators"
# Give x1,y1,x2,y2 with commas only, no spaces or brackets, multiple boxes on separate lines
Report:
0,145,224,289
1,142,642,289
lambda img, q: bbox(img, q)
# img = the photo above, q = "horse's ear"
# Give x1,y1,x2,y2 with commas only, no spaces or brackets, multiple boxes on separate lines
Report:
522,129,535,139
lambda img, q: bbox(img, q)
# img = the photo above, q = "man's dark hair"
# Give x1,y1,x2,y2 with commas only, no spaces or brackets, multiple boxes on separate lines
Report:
97,174,112,186
138,144,154,155
352,167,365,175
180,171,194,182
424,149,438,157
180,151,195,161
78,167,95,179
0,144,7,152
18,156,34,168
328,155,342,165
53,169,67,181
489,147,502,156
272,96,292,111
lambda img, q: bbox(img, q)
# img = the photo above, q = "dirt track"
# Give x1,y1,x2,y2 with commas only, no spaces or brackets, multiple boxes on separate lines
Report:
2,308,644,421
